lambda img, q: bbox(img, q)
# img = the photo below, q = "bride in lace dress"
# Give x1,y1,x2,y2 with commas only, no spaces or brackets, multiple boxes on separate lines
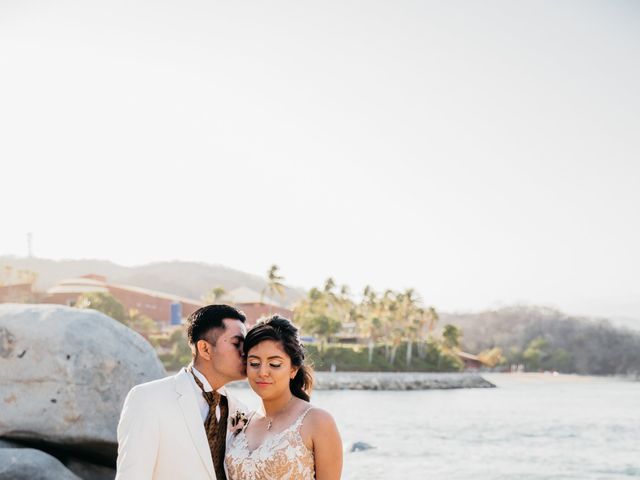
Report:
225,315,343,480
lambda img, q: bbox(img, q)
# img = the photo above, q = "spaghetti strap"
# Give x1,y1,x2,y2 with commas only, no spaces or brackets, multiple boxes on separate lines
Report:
295,406,314,430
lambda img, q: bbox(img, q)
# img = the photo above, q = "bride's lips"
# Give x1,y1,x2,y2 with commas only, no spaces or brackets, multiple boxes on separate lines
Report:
255,381,272,387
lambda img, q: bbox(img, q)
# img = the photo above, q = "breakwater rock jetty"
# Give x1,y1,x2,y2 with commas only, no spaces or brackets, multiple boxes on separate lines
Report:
312,371,496,390
228,372,495,390
0,304,166,480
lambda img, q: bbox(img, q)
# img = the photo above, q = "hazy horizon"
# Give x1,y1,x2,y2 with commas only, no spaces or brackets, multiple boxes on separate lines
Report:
2,1,639,321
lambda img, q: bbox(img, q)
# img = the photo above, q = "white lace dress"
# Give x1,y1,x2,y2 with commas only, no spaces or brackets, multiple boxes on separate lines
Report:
225,407,315,480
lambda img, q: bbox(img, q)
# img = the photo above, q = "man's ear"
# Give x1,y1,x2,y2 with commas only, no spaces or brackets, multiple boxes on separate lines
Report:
197,339,213,360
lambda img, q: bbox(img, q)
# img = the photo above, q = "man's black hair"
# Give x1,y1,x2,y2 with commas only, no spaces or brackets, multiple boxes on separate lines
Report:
186,304,246,346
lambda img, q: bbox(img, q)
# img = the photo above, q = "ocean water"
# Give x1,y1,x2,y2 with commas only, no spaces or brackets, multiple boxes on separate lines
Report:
229,373,640,479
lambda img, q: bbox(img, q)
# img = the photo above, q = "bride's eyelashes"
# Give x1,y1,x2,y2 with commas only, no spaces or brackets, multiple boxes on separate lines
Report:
248,362,283,368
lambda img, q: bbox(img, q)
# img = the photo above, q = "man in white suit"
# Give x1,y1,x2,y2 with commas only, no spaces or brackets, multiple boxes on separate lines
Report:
116,304,248,480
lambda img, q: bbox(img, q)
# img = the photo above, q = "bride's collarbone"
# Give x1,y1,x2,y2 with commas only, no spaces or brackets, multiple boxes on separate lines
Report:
244,403,310,449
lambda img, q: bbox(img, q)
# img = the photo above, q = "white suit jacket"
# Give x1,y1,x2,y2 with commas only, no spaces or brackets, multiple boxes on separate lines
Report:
116,368,245,480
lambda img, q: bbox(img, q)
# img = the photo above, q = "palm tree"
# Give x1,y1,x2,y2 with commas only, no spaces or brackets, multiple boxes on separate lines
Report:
323,277,336,295
442,324,462,350
294,285,341,352
426,306,439,333
203,286,226,304
357,285,384,363
358,285,381,363
377,290,406,365
398,288,422,367
262,264,286,304
414,306,439,360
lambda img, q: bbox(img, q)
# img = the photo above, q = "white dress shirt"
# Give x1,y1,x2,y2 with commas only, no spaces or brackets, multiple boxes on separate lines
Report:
189,366,223,422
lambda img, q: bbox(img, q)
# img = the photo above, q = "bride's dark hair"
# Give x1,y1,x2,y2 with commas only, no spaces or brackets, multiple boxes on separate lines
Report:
243,315,314,401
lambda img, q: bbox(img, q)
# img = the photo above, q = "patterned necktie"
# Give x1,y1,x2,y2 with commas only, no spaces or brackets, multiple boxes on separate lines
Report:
190,369,228,480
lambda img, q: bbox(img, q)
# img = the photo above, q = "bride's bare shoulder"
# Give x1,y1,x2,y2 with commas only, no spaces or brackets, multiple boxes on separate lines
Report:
302,406,338,432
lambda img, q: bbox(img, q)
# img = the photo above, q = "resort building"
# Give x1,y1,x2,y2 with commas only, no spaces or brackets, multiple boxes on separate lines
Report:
42,274,203,327
223,286,294,327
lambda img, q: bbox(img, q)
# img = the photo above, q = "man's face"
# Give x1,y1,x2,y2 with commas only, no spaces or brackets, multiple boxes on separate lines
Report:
206,318,247,384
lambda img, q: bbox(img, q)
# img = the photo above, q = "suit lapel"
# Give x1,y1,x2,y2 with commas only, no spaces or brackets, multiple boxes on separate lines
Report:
175,368,215,480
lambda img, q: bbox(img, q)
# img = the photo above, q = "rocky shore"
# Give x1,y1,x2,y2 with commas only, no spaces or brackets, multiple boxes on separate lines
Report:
229,371,495,390
0,304,165,480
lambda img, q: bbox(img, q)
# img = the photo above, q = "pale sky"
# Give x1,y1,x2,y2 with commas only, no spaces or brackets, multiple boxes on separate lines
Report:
1,1,639,320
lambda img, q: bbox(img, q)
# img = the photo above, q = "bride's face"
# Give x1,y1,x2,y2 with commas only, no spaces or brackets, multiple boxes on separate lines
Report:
246,339,297,400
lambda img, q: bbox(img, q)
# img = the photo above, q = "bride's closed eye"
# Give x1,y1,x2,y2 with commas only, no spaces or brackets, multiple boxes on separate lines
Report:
248,362,282,368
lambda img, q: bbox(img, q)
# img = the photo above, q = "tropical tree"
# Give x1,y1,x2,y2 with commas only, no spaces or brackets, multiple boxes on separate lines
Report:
156,327,192,370
203,286,226,304
442,324,462,351
323,277,336,295
383,291,406,365
357,286,385,363
127,308,158,339
478,347,505,368
294,281,344,351
302,314,342,350
75,292,128,323
398,288,422,366
523,337,549,371
262,264,286,303
416,306,439,359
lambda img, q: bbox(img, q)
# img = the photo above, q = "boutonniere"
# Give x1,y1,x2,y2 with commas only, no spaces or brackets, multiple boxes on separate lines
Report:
229,410,248,435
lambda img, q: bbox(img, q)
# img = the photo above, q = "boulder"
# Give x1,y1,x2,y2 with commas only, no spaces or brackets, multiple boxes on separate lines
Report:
0,448,81,480
0,439,115,480
0,439,22,449
0,304,166,461
65,458,116,480
350,441,376,452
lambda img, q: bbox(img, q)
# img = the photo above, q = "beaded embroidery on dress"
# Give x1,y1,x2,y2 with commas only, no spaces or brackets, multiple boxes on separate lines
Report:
225,407,315,480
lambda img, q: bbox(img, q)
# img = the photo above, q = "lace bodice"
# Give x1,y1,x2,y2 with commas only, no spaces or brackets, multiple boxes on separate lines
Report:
225,407,315,480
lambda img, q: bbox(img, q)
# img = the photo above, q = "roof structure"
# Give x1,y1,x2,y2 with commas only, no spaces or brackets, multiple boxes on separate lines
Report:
46,276,203,305
225,286,281,307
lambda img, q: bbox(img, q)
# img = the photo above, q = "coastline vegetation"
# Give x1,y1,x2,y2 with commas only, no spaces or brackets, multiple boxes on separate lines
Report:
15,260,635,376
444,306,640,376
293,278,466,371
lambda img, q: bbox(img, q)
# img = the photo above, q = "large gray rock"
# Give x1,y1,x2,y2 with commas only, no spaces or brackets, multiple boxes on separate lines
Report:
65,458,115,480
0,439,22,449
0,304,165,460
0,448,81,480
0,439,115,480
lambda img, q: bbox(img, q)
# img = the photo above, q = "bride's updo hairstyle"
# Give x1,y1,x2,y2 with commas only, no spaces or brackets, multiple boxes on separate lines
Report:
243,315,314,401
